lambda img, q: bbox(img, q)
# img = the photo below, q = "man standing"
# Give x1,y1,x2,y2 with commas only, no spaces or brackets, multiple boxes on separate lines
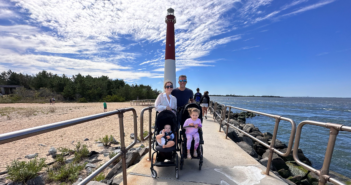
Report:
103,102,107,112
171,75,194,108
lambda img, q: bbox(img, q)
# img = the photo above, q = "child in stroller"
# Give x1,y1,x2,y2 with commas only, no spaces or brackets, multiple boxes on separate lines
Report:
179,103,204,170
150,110,179,179
156,124,175,149
183,108,202,159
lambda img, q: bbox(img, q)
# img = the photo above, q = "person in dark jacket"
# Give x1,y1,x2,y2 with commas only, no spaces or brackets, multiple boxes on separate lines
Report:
194,88,202,104
200,91,210,119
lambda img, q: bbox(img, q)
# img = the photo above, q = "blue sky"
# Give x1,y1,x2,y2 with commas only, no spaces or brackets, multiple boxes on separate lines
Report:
0,0,350,97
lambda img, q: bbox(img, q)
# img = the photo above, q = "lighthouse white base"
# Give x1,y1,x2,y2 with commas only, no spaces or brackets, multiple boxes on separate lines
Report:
164,59,176,88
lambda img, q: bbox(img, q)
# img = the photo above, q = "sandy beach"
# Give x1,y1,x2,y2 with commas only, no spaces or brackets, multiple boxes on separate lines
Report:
0,102,155,175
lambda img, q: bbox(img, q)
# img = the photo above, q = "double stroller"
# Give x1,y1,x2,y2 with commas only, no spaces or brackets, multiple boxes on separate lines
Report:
150,103,205,179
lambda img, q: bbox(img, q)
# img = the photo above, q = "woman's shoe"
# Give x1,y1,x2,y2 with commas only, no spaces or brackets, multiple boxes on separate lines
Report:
193,151,198,157
187,153,192,159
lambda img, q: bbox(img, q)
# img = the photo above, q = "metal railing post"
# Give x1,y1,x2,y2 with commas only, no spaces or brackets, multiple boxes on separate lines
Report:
265,117,281,175
148,109,152,161
118,112,127,185
214,102,217,121
226,107,231,139
219,105,225,132
319,127,339,185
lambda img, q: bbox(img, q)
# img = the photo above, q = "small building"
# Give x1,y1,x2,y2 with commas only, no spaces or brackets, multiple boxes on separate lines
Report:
0,85,23,95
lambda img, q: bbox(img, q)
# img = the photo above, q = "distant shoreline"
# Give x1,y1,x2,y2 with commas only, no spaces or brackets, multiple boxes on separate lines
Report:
210,95,282,98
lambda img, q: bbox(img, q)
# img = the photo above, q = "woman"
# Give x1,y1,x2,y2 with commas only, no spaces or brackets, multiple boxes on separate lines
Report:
200,91,210,119
155,81,177,114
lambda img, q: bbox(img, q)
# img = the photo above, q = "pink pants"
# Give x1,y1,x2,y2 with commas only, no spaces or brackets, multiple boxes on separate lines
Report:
186,133,200,150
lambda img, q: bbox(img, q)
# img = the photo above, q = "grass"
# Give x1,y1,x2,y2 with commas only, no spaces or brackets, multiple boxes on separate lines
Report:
46,142,90,183
47,162,86,183
23,108,36,117
49,106,56,113
6,158,46,183
99,135,114,146
93,173,106,181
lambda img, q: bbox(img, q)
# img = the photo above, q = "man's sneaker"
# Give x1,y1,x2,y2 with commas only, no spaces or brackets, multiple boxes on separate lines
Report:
205,115,207,119
193,151,198,157
187,153,191,159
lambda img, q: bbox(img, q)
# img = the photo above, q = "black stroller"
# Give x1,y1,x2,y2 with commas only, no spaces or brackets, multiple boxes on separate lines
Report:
179,103,204,170
150,110,179,179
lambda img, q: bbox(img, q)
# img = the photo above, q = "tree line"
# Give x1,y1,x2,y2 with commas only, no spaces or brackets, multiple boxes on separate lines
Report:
0,70,159,102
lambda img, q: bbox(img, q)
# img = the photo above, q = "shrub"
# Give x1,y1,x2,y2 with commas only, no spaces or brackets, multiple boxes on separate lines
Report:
6,158,46,183
99,135,114,146
9,94,22,102
48,162,86,183
104,95,125,102
93,173,106,181
73,142,89,163
78,97,87,103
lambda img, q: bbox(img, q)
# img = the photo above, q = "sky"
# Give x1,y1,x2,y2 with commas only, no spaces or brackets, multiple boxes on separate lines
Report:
0,0,350,97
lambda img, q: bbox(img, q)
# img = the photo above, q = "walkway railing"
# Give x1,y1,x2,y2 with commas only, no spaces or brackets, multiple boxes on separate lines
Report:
293,121,351,185
130,99,155,106
0,108,140,185
140,106,155,161
209,101,350,185
209,101,296,176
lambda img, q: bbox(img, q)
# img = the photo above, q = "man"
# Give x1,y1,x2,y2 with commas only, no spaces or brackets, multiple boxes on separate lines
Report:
171,75,194,108
194,88,202,104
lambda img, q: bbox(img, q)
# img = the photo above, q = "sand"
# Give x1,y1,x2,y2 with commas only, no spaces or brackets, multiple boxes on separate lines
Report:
0,102,156,175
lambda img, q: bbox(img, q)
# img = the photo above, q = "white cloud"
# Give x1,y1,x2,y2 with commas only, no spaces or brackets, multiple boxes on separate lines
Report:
234,45,260,51
282,0,335,17
0,0,337,81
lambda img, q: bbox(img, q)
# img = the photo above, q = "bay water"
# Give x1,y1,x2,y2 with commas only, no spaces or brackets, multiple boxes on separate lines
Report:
210,96,351,178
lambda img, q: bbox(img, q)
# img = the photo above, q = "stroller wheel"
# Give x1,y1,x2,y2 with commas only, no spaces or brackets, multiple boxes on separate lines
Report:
199,163,202,171
151,169,157,178
175,168,179,179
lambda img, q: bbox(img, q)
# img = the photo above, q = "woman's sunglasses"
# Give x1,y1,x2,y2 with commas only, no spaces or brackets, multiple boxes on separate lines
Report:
179,80,187,82
165,85,173,89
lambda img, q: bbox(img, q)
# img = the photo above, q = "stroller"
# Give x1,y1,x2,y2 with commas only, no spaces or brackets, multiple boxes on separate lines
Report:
179,103,204,170
150,110,179,179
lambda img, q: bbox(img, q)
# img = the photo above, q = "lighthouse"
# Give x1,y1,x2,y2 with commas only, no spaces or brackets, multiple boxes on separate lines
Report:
164,8,176,88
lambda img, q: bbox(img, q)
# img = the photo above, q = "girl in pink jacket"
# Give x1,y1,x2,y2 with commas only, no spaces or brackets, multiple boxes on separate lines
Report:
183,108,202,159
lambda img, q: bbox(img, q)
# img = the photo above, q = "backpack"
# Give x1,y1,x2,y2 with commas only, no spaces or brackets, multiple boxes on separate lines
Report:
195,92,201,102
202,96,208,103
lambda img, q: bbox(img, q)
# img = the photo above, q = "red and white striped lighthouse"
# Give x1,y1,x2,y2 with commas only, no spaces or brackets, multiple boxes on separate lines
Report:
164,8,176,87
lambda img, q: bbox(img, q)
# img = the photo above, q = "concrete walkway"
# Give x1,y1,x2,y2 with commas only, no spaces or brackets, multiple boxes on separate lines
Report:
122,114,287,185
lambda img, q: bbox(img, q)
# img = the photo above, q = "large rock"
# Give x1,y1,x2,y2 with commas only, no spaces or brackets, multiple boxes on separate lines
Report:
137,147,149,157
287,176,302,184
278,168,291,178
48,147,57,155
279,148,312,165
300,179,311,185
243,124,255,133
26,176,45,185
286,162,309,177
237,141,258,158
25,153,38,159
242,136,254,147
263,132,273,140
268,139,287,149
262,149,289,171
307,172,319,185
259,157,275,171
221,124,242,143
105,151,141,180
253,142,267,156
256,136,269,144
249,131,263,137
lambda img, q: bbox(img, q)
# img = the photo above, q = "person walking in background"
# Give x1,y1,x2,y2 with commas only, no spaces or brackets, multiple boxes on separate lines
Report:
52,97,55,105
200,91,210,119
155,81,177,115
103,102,107,112
194,88,202,104
49,98,52,105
